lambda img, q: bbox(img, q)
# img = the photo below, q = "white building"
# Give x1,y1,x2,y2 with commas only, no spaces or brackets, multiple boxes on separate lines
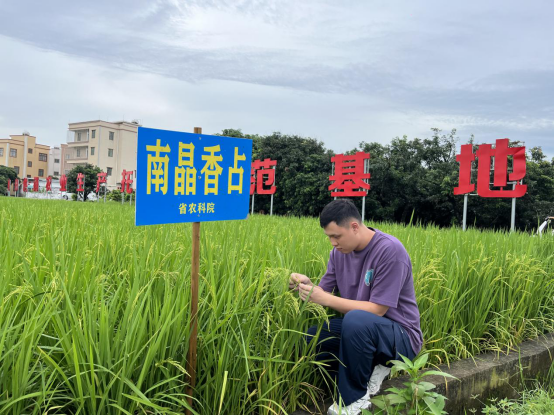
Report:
66,120,139,189
48,146,62,177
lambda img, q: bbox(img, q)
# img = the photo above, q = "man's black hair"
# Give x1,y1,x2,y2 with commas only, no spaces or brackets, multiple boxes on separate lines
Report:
319,199,362,228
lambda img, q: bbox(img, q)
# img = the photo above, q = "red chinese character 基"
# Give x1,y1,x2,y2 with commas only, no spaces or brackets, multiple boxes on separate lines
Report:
76,173,85,192
328,152,371,197
250,158,277,195
96,172,107,193
454,139,527,198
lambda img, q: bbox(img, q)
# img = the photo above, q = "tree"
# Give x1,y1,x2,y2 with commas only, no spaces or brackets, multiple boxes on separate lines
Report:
0,166,17,196
66,164,103,201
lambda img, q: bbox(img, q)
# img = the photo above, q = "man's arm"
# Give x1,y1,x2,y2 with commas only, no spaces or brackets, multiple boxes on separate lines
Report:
298,284,389,316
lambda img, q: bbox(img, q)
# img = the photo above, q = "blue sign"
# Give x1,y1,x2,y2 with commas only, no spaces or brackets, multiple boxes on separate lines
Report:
136,127,253,226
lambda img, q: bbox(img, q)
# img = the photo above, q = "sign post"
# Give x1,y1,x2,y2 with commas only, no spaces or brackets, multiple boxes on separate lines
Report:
135,126,252,414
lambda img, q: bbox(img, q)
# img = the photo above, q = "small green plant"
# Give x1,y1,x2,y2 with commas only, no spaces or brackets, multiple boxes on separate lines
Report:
371,353,457,415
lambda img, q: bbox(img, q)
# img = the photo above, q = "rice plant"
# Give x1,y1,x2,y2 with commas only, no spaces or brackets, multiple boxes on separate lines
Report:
1,198,553,414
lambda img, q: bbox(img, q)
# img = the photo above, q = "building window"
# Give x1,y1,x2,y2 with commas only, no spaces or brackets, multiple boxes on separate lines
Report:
0,148,3,157
54,158,60,163
27,174,31,178
38,169,44,177
107,167,112,176
65,154,69,159
77,132,81,141
28,161,32,167
91,147,95,156
28,148,33,154
10,149,17,157
14,166,19,174
109,131,114,140
108,148,113,157
76,149,81,157
39,153,47,162
92,130,96,139
54,171,59,176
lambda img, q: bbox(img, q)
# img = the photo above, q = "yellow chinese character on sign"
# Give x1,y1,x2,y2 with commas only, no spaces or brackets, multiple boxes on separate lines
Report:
146,139,171,194
198,203,206,213
207,203,215,213
175,142,197,195
179,203,187,214
201,145,223,195
189,202,197,213
228,147,246,194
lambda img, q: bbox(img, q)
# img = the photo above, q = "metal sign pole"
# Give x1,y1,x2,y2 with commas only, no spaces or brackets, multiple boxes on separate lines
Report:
463,194,468,231
270,165,275,216
511,182,516,232
251,193,255,215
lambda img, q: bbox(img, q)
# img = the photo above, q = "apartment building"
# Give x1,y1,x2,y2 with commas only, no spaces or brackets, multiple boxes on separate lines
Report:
66,120,139,189
0,132,50,178
48,146,62,177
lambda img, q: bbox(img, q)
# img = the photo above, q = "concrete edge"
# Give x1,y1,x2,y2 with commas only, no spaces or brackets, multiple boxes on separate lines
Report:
291,333,554,415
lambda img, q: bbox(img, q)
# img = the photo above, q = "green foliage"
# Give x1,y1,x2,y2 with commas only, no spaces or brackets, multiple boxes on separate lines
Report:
0,165,17,195
66,164,103,201
371,353,456,415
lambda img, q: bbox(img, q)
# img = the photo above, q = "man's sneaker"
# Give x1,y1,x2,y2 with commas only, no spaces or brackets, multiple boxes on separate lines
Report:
367,364,391,396
327,396,371,415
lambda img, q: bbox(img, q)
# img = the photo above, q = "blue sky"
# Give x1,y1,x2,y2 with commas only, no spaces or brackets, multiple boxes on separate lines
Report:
0,0,553,156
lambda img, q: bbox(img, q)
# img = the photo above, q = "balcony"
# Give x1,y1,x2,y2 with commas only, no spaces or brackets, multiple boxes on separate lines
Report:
67,129,89,145
65,146,88,162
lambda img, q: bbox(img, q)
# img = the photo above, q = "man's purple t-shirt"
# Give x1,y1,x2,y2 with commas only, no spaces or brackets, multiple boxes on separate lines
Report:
319,228,423,354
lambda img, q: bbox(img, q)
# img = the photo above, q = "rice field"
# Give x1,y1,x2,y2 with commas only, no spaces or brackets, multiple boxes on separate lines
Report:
1,197,554,414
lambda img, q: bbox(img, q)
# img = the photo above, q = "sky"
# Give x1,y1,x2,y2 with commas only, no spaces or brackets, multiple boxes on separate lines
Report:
1,0,553,156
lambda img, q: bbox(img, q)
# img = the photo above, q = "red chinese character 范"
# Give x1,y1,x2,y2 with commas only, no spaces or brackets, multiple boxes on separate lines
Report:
454,139,527,198
96,172,107,193
46,176,52,192
120,170,134,194
250,159,277,195
328,152,371,197
76,173,85,192
33,177,39,192
60,175,67,192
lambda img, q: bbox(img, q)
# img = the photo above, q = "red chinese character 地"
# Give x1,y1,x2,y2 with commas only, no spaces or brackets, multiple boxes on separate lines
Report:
96,172,107,193
250,158,277,195
46,176,52,192
454,138,527,198
328,152,371,197
120,170,134,194
76,173,85,192
33,177,39,192
60,175,67,192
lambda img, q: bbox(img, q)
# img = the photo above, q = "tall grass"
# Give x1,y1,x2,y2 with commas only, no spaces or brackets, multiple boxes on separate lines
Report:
1,198,554,414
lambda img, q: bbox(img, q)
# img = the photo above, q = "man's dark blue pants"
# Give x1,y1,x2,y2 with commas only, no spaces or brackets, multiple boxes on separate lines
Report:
306,310,415,406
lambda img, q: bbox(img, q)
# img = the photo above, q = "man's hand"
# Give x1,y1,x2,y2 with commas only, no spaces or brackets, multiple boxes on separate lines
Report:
289,273,313,290
298,283,329,306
